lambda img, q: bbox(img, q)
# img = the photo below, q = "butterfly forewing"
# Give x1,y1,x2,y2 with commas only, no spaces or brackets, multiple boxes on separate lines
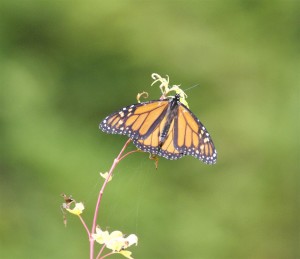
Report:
99,100,169,140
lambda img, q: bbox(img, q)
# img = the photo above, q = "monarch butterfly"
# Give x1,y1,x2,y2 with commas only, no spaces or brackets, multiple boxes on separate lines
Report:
99,94,217,164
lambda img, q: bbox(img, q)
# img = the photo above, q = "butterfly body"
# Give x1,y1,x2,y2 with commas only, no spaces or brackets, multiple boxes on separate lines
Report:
100,94,217,164
158,94,180,146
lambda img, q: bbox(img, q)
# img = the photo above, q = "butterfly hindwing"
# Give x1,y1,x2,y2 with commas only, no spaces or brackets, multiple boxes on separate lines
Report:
133,117,184,160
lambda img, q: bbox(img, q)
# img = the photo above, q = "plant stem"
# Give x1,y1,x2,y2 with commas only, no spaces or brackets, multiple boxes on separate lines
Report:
99,252,114,259
119,149,140,161
96,244,106,259
90,138,132,259
78,215,90,238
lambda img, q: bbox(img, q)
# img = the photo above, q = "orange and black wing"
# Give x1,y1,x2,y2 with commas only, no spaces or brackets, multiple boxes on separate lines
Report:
132,114,184,160
174,104,217,164
99,99,169,140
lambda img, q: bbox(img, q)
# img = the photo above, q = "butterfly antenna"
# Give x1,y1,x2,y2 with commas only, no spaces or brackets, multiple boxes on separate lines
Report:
184,83,200,92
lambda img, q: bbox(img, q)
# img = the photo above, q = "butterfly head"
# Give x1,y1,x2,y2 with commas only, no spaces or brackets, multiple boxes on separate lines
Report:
172,87,189,107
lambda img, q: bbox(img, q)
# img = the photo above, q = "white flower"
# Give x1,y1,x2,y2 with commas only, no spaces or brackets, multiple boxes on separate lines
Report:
92,227,110,244
66,202,84,215
100,172,112,182
93,227,138,258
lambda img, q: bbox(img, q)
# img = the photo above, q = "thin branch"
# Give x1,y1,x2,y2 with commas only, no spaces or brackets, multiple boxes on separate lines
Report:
90,138,132,259
96,244,106,259
119,149,141,162
78,215,90,238
99,252,115,259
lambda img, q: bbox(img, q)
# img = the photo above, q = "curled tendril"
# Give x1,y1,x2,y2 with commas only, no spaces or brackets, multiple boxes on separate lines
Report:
136,92,149,103
151,73,170,98
151,73,189,108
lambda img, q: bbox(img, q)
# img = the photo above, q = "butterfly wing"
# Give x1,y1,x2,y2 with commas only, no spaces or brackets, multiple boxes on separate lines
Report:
174,103,217,164
132,116,184,160
99,99,169,140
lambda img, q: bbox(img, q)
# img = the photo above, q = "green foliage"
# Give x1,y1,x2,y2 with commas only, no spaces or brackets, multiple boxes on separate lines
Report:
0,1,299,258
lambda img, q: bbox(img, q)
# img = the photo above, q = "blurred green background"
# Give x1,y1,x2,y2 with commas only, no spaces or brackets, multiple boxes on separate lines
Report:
0,1,299,258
